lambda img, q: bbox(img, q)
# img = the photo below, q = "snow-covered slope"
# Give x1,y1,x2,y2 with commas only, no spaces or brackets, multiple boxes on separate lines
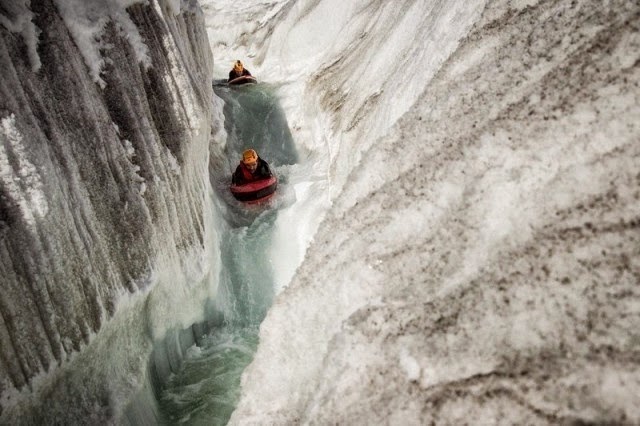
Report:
228,0,640,423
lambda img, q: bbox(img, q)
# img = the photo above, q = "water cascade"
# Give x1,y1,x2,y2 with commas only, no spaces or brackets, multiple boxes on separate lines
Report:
153,82,297,425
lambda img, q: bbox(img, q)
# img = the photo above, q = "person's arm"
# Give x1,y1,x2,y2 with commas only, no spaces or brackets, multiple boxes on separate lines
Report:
258,160,272,178
232,165,244,185
228,70,235,82
243,69,252,76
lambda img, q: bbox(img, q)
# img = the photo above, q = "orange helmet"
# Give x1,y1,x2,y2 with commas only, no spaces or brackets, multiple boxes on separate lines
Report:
242,149,258,165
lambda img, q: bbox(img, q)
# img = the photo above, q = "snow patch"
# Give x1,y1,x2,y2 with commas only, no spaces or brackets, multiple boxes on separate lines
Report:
0,114,48,228
0,0,42,71
52,0,151,88
398,348,421,382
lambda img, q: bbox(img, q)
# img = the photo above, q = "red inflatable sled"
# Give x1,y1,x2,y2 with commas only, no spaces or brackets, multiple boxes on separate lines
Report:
228,75,257,85
230,176,277,204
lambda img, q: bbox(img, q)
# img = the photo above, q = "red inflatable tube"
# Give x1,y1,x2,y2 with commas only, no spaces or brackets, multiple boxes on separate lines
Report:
228,75,257,85
230,176,277,204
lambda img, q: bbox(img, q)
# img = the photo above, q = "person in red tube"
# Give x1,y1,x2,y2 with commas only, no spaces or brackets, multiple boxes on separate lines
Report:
232,149,272,185
228,60,252,82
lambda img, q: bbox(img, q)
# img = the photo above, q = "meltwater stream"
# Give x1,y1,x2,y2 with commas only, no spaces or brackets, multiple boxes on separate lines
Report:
156,82,297,425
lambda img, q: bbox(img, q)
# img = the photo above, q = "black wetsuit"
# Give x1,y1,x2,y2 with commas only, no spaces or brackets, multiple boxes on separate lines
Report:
232,157,272,185
228,68,252,82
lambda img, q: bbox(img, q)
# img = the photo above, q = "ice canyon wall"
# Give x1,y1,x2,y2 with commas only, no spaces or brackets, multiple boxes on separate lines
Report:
0,0,214,421
232,0,640,424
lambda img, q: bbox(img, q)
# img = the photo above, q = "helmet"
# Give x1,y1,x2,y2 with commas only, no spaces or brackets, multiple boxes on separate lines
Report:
242,149,258,165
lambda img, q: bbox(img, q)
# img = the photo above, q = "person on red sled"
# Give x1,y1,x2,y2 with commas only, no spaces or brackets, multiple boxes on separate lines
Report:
232,149,272,185
228,60,252,82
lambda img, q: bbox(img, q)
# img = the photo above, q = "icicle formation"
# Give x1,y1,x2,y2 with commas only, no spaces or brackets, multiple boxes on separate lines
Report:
0,0,217,423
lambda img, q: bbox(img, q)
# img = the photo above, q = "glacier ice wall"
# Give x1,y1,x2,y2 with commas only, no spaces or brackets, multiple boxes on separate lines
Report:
0,0,216,421
231,0,640,424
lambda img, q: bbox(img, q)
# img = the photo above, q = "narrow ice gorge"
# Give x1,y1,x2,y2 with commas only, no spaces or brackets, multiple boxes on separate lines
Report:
0,0,639,424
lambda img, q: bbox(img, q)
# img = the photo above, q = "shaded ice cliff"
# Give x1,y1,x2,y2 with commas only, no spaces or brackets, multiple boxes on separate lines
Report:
1,0,219,422
220,0,640,424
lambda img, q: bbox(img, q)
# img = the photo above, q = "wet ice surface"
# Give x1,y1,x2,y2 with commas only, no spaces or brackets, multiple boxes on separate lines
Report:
0,1,217,423
160,329,259,425
201,0,640,424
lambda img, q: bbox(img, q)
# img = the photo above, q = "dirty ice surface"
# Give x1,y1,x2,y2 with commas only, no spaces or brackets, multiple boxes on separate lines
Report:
202,0,640,424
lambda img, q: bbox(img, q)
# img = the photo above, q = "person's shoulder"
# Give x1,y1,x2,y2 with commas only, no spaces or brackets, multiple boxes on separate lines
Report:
259,159,272,174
